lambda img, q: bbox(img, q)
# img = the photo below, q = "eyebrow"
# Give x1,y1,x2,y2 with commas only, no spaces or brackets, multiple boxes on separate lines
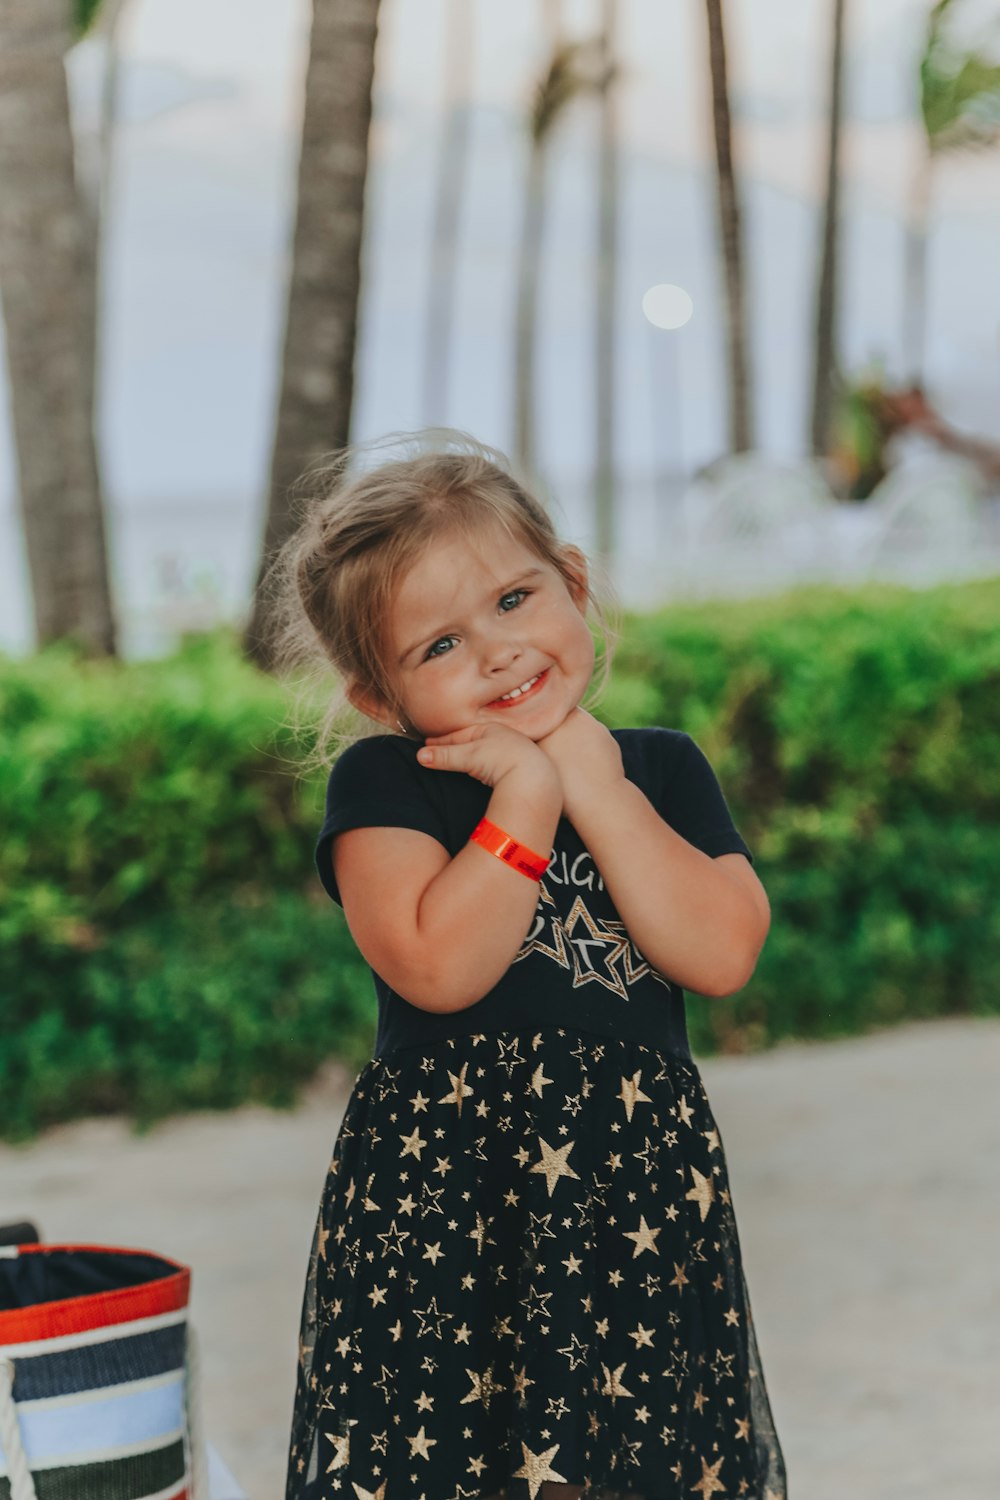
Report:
398,568,546,665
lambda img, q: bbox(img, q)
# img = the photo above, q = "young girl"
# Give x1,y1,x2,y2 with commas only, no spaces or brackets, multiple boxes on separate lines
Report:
276,432,786,1500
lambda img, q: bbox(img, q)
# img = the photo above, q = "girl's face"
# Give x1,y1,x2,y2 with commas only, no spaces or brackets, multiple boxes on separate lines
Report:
356,525,595,741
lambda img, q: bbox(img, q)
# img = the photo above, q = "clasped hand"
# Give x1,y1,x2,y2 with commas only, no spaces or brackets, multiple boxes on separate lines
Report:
421,706,623,819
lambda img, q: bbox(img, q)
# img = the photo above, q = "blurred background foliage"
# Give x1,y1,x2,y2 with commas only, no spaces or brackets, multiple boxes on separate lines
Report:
2,576,998,1140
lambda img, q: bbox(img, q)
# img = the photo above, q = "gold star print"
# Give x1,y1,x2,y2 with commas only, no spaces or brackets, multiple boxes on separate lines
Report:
562,1251,583,1275
669,1261,689,1290
468,1212,497,1256
324,1427,353,1471
618,1069,653,1122
529,1062,554,1096
405,1425,437,1461
437,1062,474,1116
400,1125,427,1160
414,1390,433,1413
622,1214,661,1258
735,1417,750,1440
685,1165,716,1222
526,1211,557,1250
676,1094,695,1127
497,1036,526,1075
349,1481,386,1500
460,1364,504,1409
691,1454,727,1498
600,1362,634,1400
412,1295,453,1339
316,1223,330,1259
703,1126,721,1151
511,1440,568,1498
521,1284,554,1321
556,1332,590,1370
512,1365,535,1398
628,1323,656,1349
529,1135,581,1196
374,1219,410,1257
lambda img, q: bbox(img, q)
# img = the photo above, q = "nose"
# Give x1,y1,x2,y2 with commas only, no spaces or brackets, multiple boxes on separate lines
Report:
481,628,523,675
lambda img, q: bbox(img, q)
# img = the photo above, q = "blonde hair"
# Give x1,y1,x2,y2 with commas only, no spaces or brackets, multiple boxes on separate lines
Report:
262,429,621,773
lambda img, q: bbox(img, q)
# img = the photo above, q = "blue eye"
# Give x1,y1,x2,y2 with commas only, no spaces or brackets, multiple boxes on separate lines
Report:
422,589,530,661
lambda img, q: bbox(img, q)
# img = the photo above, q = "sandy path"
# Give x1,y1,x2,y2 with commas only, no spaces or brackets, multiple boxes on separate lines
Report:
2,1014,998,1500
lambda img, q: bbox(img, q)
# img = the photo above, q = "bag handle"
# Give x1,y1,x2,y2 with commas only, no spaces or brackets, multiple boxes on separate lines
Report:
0,1357,38,1500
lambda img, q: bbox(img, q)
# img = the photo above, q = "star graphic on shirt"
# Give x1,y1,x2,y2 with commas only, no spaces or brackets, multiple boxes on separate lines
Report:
563,897,633,999
514,882,572,969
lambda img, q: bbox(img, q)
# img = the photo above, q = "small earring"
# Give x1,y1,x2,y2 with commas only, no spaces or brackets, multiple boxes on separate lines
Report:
395,717,407,734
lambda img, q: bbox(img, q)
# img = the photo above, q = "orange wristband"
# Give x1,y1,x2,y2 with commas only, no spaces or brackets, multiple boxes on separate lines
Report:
469,817,550,882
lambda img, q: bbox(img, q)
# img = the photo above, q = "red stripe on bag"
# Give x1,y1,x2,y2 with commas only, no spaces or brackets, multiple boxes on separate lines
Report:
0,1243,190,1344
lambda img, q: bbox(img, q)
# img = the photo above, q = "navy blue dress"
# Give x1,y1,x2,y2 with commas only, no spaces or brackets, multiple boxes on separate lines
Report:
287,728,786,1499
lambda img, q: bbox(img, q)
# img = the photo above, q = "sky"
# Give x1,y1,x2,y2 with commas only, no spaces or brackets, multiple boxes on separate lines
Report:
0,0,998,649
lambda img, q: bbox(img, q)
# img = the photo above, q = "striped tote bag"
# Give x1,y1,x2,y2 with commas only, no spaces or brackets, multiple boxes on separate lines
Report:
0,1241,208,1500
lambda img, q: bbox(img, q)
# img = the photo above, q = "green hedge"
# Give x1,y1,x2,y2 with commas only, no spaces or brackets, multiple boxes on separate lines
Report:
600,578,1000,1054
1,579,998,1139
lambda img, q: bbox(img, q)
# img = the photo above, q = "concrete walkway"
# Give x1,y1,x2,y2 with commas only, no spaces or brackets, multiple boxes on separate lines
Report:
2,1015,998,1500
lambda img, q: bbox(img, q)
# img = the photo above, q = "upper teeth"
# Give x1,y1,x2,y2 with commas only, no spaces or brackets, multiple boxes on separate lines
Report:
498,673,542,702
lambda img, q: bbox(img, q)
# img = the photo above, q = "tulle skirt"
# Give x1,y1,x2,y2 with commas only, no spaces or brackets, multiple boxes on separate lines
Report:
286,1025,786,1499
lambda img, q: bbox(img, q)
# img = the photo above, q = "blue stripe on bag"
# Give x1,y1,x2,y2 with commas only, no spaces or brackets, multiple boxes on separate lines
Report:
0,1372,185,1474
6,1324,186,1403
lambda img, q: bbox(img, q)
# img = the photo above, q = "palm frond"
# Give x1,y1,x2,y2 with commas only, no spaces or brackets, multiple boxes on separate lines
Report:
919,0,1000,152
530,37,615,143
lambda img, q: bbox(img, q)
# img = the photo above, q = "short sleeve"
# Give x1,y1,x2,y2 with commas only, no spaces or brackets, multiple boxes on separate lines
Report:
314,736,450,906
653,730,754,865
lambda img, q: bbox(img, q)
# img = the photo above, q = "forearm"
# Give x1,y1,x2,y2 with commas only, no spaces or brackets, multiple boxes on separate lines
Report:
567,779,763,996
415,771,562,1012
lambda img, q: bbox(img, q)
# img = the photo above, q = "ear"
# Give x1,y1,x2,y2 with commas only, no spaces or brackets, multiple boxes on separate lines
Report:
560,544,590,612
346,681,396,730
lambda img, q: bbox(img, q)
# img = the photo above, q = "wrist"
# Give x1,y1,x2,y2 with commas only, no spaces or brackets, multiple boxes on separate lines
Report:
498,760,563,816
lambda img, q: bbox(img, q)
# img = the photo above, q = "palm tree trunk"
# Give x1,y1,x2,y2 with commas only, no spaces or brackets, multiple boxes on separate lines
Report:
514,140,546,480
244,0,381,670
0,0,117,654
421,0,473,427
514,0,565,483
810,0,848,457
594,0,619,571
704,0,753,454
903,151,932,386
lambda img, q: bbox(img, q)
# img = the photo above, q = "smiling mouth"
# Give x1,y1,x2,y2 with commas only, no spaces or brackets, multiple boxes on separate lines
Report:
488,668,549,708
